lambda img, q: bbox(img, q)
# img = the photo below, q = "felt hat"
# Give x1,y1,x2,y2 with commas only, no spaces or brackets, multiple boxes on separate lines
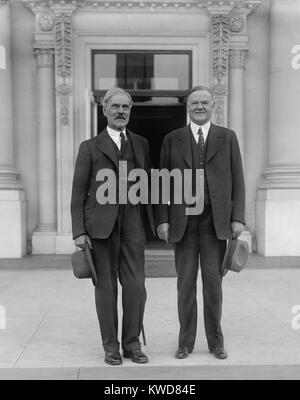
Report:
222,236,249,277
71,244,98,285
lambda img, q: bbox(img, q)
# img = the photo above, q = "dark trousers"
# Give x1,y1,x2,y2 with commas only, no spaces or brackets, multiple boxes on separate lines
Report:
91,204,146,353
174,204,226,352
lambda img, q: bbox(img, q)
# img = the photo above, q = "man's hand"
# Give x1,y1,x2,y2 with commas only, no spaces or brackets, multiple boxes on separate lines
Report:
74,234,92,250
157,223,170,244
230,221,244,239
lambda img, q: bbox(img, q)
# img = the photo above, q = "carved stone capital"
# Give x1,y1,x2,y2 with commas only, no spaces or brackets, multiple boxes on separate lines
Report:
229,48,247,69
34,48,54,67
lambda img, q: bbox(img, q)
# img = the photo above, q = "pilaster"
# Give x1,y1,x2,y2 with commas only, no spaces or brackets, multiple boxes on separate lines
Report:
256,0,300,256
0,0,27,258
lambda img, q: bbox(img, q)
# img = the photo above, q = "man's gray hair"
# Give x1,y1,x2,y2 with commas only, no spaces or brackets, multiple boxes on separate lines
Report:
102,87,133,108
187,85,215,103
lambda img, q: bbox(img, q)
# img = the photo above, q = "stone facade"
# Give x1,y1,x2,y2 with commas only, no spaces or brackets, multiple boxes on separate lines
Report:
1,0,300,257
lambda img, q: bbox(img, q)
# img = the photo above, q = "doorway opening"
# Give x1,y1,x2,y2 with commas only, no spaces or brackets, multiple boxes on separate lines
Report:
92,49,191,167
97,98,186,168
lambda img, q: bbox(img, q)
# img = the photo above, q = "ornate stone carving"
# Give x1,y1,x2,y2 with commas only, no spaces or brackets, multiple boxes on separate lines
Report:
56,84,72,96
55,13,72,77
229,16,245,32
213,96,225,126
34,48,54,67
0,0,9,5
229,49,247,69
211,14,230,126
60,97,70,125
212,14,230,83
38,14,55,31
22,0,262,13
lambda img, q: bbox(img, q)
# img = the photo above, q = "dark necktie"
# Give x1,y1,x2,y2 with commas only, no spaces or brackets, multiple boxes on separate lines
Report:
197,127,205,168
119,131,126,154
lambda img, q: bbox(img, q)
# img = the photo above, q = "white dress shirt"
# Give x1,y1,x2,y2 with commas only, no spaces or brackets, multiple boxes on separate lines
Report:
106,126,127,150
190,120,211,144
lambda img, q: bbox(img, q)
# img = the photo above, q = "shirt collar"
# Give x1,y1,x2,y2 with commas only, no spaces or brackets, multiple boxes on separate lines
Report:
190,120,211,141
106,126,127,141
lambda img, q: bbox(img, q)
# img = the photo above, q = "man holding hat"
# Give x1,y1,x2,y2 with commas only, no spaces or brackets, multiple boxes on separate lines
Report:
157,85,245,360
71,87,155,366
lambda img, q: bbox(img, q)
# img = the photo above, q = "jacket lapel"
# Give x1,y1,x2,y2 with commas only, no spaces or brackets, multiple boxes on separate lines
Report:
96,129,119,169
175,126,192,168
206,123,224,163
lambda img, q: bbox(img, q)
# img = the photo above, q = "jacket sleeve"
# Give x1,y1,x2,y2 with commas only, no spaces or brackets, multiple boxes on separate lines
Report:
156,137,170,226
70,141,92,239
230,132,245,224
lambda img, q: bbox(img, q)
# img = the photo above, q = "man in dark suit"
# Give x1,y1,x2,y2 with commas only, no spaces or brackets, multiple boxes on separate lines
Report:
71,88,155,366
157,85,245,360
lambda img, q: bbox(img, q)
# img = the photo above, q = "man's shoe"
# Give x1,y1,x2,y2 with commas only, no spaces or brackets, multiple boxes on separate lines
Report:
175,347,191,359
210,347,228,360
105,351,122,366
123,349,149,364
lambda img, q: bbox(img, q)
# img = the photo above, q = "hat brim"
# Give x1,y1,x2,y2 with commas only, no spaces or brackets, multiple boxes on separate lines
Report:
85,244,98,285
222,237,249,276
221,237,232,277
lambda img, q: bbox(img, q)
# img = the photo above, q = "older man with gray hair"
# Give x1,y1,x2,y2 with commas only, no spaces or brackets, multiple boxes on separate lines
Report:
71,87,155,365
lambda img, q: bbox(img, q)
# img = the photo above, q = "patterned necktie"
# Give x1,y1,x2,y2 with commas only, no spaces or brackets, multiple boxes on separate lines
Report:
197,127,205,168
119,131,126,153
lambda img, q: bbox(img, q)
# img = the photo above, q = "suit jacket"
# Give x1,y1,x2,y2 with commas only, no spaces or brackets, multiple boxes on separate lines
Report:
157,123,245,243
71,128,155,240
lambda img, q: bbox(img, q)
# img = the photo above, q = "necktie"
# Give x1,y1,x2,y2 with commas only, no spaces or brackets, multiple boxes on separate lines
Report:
197,127,205,168
119,131,126,154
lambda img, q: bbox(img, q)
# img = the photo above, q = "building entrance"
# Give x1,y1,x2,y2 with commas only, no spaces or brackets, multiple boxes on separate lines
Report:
92,49,191,167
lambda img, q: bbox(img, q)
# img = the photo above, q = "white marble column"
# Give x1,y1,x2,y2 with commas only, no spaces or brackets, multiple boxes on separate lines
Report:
0,0,26,258
0,0,16,184
229,49,247,159
256,0,300,256
32,48,57,254
228,47,253,251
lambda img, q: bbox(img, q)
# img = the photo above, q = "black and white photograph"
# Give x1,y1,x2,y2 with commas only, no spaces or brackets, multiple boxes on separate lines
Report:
0,0,300,383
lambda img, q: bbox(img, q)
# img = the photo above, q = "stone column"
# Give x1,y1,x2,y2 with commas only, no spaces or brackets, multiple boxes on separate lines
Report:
0,0,26,258
32,48,57,254
256,0,300,255
51,4,77,253
229,49,247,159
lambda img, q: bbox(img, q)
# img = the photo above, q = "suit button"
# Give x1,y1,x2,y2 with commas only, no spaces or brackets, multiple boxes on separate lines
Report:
211,192,215,198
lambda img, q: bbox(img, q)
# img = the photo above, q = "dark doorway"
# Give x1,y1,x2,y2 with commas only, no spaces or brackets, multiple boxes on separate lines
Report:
97,102,186,168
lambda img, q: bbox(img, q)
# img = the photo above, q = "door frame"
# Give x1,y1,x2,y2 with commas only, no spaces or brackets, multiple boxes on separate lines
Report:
74,33,211,152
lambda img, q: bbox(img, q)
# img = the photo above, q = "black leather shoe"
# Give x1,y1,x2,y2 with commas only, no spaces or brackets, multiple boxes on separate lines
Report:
210,347,228,360
175,347,192,359
105,351,122,365
123,349,149,364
